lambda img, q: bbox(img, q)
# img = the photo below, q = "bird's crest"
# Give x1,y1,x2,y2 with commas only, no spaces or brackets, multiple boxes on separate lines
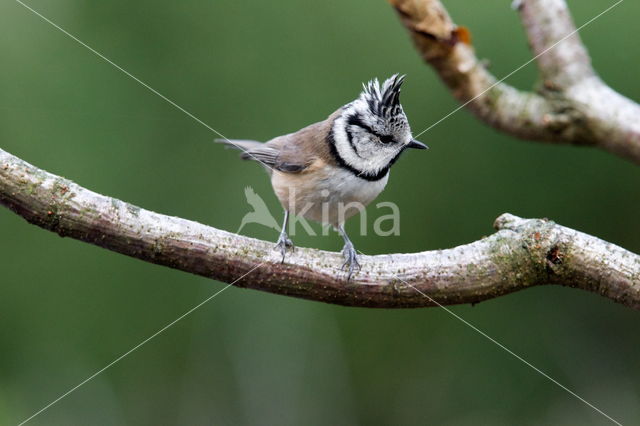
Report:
360,74,405,118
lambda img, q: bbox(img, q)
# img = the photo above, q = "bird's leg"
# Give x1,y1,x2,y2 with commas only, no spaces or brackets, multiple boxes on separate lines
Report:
336,225,361,280
274,210,294,263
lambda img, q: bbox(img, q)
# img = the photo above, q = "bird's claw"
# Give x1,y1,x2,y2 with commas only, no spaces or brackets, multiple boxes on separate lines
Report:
274,234,294,263
341,243,361,280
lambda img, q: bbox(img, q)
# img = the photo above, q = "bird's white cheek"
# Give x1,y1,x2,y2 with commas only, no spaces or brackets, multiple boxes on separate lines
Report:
333,125,361,164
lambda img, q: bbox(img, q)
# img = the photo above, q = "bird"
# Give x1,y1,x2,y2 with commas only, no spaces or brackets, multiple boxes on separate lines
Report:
236,186,281,234
217,74,427,279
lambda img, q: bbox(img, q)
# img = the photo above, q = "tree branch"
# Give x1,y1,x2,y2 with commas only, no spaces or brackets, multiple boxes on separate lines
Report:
390,0,640,164
517,0,594,87
2,148,639,309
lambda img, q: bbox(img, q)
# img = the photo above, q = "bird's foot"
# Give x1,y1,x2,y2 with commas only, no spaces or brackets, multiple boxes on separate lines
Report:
341,242,361,280
274,233,294,263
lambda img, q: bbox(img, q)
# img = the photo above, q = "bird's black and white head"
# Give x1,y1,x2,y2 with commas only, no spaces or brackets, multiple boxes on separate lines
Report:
329,74,427,181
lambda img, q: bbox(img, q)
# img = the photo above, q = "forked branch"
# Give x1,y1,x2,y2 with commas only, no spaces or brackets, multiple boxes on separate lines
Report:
390,0,640,163
2,148,638,309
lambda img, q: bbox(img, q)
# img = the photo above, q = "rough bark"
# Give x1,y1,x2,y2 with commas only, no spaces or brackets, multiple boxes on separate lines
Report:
2,148,638,309
390,0,640,163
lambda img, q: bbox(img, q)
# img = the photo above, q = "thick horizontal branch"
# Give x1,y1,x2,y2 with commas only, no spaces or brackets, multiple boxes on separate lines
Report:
1,148,639,309
390,0,640,164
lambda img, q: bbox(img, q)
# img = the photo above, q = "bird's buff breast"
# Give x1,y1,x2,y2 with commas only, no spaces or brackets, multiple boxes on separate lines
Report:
271,165,389,226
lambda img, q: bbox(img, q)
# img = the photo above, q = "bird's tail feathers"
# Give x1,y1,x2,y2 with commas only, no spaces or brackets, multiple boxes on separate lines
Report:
214,138,264,157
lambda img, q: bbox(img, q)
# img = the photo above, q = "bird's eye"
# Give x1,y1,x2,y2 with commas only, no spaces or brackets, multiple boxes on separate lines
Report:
379,135,394,144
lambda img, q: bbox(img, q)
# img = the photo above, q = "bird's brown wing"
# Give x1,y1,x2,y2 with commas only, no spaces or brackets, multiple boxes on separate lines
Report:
262,112,339,173
216,138,299,171
220,110,339,173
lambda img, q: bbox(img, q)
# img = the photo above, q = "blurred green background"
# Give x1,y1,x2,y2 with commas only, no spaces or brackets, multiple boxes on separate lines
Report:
1,0,639,424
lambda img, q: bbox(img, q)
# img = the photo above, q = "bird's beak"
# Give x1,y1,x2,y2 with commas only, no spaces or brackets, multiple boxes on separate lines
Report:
407,139,429,150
